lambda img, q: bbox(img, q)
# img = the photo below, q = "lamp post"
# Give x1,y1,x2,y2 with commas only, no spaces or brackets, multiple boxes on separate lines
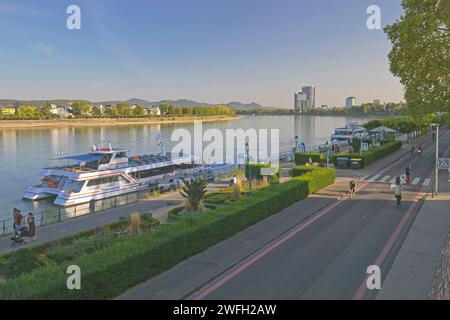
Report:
435,123,440,195
245,142,252,200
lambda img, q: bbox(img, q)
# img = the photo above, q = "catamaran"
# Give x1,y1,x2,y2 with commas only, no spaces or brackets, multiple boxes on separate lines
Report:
23,141,193,207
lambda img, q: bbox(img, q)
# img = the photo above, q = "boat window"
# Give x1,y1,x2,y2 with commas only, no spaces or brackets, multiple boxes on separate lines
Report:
116,151,127,158
130,165,175,179
99,155,112,164
87,175,119,186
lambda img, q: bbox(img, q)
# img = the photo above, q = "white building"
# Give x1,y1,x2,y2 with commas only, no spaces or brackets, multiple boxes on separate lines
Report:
346,97,356,109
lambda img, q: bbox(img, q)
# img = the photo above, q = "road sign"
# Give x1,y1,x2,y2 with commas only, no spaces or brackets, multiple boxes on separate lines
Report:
261,166,278,176
361,143,369,152
437,158,450,170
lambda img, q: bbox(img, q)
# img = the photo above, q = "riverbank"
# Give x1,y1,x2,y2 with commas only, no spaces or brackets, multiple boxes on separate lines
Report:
0,115,241,129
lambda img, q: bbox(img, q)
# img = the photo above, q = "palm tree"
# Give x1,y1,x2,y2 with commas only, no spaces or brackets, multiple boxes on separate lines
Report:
180,177,208,212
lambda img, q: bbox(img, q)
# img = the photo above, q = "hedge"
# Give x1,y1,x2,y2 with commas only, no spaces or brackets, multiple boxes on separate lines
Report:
0,168,335,299
289,166,319,177
333,141,401,168
294,152,324,165
245,163,281,180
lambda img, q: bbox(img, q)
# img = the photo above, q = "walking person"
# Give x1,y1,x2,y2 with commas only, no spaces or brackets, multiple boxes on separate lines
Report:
349,179,356,199
15,210,23,232
410,145,415,155
27,212,36,241
395,184,403,208
12,208,18,230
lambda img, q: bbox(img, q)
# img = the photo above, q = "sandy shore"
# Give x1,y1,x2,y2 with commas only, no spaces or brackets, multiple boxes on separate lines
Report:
0,116,241,129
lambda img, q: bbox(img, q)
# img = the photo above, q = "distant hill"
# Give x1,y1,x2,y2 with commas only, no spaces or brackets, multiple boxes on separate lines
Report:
1,98,268,110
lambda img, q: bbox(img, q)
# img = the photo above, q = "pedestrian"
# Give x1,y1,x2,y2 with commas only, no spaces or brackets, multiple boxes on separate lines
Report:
349,179,356,199
12,208,18,230
395,184,402,208
15,210,23,232
27,212,36,241
411,145,415,155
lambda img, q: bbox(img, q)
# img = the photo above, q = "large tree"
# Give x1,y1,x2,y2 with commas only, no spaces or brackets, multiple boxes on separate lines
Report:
385,0,449,120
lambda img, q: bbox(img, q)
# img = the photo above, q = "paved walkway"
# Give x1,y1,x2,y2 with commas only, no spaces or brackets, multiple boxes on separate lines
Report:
376,194,450,300
377,132,450,300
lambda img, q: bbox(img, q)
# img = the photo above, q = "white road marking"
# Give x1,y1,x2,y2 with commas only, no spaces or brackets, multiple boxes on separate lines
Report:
359,175,370,181
390,177,397,183
422,178,431,186
379,175,391,183
411,178,421,185
368,175,381,182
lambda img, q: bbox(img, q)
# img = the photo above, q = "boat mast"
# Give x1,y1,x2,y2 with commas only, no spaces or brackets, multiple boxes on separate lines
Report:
156,132,166,157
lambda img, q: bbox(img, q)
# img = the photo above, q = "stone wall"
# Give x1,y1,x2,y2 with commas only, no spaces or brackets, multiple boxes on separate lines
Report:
429,232,450,300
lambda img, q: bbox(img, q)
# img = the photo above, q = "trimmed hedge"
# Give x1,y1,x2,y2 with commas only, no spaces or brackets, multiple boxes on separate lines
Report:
333,141,401,168
289,166,318,177
0,168,335,299
245,163,281,180
294,152,324,165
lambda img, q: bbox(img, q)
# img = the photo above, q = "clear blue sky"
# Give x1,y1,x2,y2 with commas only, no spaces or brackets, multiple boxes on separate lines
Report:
0,0,405,107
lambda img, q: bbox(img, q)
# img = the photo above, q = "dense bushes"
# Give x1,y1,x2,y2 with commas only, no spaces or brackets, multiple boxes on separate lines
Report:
294,152,324,165
333,141,401,168
0,168,335,299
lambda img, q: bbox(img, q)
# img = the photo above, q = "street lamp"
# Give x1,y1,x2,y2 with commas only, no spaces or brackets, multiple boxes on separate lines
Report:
245,142,252,200
434,123,440,195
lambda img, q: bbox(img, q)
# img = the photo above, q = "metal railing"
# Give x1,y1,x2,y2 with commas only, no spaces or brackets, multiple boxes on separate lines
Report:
0,164,240,237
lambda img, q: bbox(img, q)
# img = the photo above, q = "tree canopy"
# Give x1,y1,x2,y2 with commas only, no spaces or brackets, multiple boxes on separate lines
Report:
385,0,450,120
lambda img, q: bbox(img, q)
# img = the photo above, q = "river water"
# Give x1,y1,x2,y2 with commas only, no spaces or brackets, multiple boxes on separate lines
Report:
0,115,377,222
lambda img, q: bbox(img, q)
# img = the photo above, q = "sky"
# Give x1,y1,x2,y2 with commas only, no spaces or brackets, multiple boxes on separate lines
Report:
0,0,405,108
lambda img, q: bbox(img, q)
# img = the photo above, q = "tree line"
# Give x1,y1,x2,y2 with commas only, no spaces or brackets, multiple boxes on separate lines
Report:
0,101,235,120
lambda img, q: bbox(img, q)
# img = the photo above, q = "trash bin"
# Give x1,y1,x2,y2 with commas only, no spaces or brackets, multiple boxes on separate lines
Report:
350,158,362,169
336,157,350,169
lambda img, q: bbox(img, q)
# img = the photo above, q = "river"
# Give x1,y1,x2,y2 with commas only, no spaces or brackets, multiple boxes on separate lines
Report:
0,115,379,222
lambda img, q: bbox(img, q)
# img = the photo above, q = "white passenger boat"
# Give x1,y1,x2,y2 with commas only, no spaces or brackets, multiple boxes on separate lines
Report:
330,122,367,145
23,142,192,207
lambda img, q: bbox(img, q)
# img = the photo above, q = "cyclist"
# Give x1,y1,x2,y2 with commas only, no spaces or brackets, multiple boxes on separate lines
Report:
417,144,423,156
405,165,413,184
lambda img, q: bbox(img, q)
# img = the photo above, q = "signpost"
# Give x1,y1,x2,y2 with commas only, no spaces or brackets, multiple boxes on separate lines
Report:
437,158,450,170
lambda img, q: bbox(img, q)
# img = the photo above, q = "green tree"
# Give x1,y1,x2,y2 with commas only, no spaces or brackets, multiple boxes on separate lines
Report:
39,101,53,118
112,103,133,117
385,0,450,120
132,105,145,117
91,105,103,117
17,105,39,119
72,101,92,117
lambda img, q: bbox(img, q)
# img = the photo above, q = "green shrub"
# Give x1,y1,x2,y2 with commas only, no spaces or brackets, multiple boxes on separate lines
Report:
294,152,324,165
245,163,281,180
0,168,335,299
269,174,280,184
333,141,401,168
4,249,42,279
167,207,184,222
289,166,318,177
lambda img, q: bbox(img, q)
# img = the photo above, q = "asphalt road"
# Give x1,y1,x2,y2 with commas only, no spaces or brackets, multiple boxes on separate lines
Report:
119,130,450,300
